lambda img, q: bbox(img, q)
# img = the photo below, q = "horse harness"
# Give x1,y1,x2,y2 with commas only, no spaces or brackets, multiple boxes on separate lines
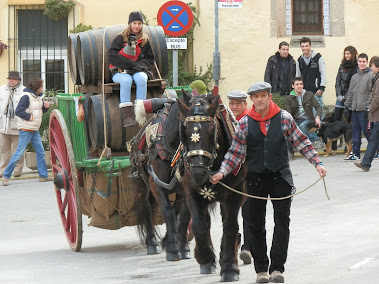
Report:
180,101,219,178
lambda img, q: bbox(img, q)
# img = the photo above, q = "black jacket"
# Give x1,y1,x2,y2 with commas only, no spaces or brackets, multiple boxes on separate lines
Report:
108,34,155,78
264,52,296,95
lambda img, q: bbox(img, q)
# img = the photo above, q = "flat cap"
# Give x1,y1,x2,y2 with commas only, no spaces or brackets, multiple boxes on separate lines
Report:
247,82,272,95
226,90,247,100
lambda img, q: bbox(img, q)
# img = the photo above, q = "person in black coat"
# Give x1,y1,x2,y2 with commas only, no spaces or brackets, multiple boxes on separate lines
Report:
334,46,358,122
264,41,296,96
108,11,155,127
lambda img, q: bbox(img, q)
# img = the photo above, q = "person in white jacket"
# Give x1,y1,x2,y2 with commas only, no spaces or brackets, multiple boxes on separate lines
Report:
0,71,25,178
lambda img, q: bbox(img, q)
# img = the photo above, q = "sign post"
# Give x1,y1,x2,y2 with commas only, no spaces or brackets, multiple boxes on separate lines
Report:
157,1,193,87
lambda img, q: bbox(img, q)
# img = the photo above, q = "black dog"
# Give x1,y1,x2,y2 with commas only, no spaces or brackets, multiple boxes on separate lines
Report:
308,121,352,157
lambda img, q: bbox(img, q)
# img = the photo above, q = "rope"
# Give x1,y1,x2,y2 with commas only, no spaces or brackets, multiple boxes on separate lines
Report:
98,26,111,167
217,176,330,201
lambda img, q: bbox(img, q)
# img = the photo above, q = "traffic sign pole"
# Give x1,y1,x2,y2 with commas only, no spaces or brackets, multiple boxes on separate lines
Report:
214,0,220,87
157,1,194,87
173,50,178,86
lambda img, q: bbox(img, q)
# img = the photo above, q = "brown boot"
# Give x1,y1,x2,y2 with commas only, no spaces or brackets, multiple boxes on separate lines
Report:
120,103,136,127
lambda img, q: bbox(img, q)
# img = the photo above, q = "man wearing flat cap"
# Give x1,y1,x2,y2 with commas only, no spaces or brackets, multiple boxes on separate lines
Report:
0,71,25,178
227,90,249,121
227,89,252,265
211,82,326,283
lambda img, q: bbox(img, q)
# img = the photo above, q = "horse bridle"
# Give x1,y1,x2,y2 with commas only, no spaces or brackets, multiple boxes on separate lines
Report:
180,104,218,174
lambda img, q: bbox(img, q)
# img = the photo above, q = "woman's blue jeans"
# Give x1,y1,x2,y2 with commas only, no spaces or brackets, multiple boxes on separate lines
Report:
3,130,48,179
112,72,148,103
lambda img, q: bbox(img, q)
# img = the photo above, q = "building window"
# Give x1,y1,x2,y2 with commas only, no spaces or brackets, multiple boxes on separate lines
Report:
285,0,330,37
8,5,73,93
293,0,322,34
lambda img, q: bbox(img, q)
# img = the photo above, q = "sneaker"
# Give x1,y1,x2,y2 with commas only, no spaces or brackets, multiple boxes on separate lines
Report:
344,154,360,161
354,161,369,172
14,172,22,178
39,177,54,182
269,270,284,283
256,272,269,283
312,140,324,149
2,177,9,186
374,152,379,159
239,250,252,264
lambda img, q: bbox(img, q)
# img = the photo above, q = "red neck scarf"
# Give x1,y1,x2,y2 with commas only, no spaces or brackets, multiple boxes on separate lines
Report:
247,101,281,136
236,107,250,121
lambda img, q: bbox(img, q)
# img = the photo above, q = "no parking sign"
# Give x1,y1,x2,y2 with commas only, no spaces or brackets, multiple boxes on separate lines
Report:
157,1,194,37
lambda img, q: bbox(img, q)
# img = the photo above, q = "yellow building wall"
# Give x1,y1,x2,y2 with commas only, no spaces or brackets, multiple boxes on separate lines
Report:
1,0,379,107
193,0,379,105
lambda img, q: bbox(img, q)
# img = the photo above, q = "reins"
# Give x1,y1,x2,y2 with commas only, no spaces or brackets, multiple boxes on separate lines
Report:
216,176,329,201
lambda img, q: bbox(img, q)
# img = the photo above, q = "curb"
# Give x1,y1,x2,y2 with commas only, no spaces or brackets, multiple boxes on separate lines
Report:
294,148,367,158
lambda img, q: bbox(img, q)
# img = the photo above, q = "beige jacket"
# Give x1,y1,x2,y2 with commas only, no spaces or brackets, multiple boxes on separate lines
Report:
16,92,44,131
0,84,25,135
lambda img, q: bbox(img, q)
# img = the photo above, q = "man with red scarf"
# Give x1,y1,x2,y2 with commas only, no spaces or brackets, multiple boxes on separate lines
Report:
211,82,326,283
227,90,250,121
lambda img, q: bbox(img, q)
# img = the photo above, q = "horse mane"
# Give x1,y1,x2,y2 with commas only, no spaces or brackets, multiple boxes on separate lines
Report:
164,99,181,150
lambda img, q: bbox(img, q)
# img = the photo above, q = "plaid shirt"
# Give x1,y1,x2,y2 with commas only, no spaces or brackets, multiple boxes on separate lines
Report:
219,110,321,177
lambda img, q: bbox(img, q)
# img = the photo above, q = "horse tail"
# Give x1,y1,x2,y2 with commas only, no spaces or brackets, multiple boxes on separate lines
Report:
133,177,160,246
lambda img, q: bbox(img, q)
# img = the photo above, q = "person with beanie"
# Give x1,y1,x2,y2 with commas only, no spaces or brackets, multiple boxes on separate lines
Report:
0,71,25,178
211,82,326,283
108,11,155,127
190,80,207,95
2,78,53,186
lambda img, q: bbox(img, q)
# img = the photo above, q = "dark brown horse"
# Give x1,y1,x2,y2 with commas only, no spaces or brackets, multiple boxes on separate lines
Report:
176,93,246,282
129,95,192,261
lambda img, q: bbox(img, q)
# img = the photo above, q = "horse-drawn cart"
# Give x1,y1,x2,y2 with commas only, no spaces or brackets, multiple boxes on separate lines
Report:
49,25,171,251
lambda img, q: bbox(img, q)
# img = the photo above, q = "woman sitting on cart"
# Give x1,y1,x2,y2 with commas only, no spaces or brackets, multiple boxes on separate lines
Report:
108,11,155,127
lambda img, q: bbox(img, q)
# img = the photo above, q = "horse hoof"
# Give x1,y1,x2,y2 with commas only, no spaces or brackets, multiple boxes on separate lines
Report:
200,262,216,274
179,250,191,260
166,252,180,261
220,272,239,282
147,245,161,255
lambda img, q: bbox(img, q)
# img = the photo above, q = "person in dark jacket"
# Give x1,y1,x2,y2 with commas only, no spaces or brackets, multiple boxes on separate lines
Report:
344,53,373,160
355,57,379,171
286,77,322,138
334,46,358,122
264,41,296,96
211,82,326,283
296,37,327,118
108,11,155,127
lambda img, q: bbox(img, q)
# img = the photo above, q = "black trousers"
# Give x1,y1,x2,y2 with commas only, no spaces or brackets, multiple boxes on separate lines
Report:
245,173,292,274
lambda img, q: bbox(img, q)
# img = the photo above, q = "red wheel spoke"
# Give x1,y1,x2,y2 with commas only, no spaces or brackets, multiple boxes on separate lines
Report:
60,193,68,214
50,111,82,251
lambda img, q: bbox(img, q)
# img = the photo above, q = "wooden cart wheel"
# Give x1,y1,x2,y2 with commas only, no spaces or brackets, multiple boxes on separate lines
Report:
49,109,83,252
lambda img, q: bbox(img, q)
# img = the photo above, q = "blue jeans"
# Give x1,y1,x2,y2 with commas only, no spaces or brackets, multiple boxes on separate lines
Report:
297,119,318,142
3,130,48,179
315,94,323,119
112,72,148,103
351,111,370,157
361,121,379,169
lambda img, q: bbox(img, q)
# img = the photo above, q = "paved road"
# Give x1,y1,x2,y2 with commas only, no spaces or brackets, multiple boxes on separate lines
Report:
1,154,378,283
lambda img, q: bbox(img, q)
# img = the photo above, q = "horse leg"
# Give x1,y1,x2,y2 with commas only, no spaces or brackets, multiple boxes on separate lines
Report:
132,177,160,255
186,192,216,274
177,195,191,260
219,193,243,282
150,178,180,261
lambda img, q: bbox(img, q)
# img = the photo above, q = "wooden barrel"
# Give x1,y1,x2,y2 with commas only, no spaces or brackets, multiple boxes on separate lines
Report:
67,34,82,85
87,93,140,151
76,25,168,86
